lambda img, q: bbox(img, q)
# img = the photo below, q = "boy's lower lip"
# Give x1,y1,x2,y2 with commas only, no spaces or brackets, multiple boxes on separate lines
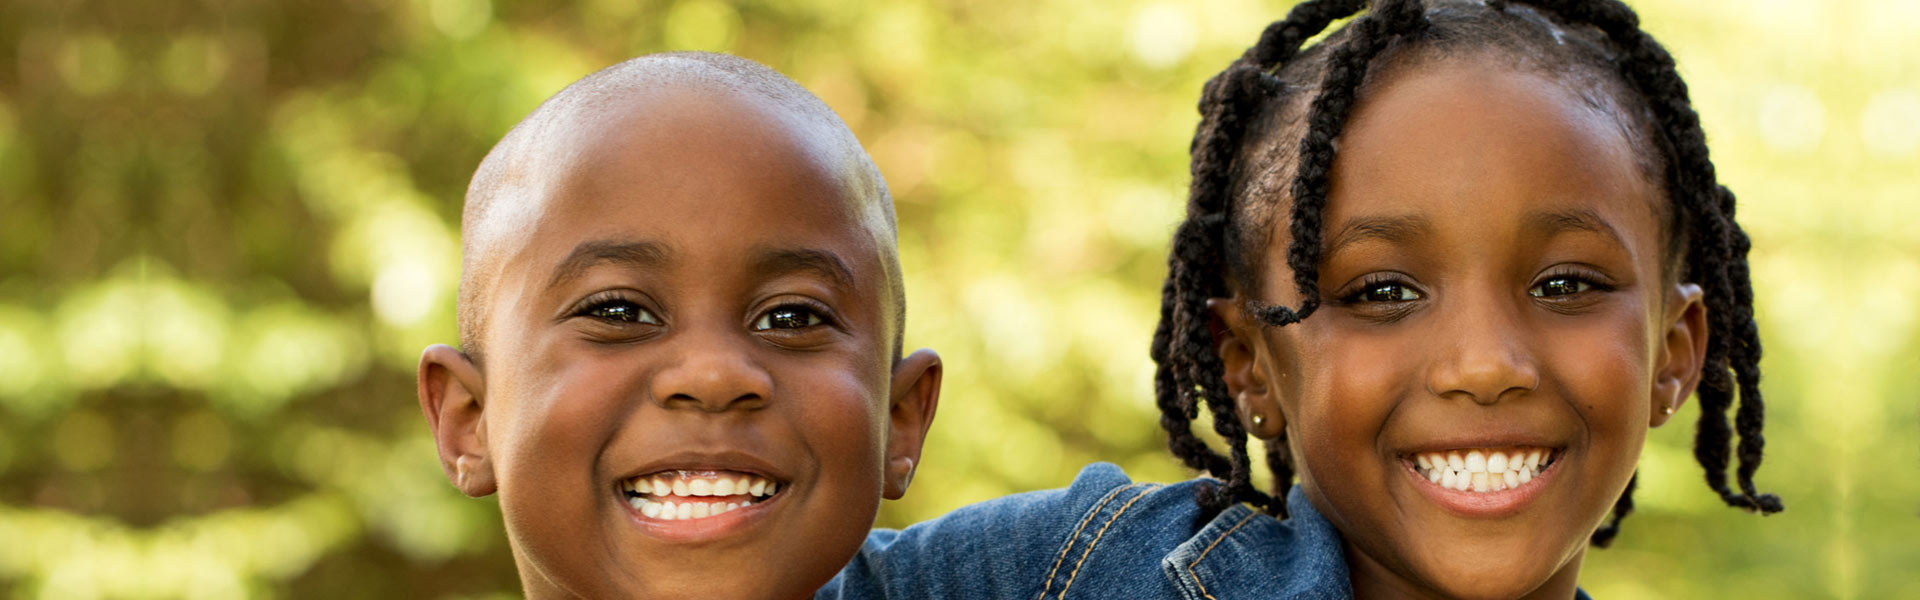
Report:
616,487,785,543
1402,452,1560,518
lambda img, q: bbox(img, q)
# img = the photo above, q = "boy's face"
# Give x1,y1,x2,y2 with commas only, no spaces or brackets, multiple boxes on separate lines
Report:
420,85,937,599
1216,60,1707,599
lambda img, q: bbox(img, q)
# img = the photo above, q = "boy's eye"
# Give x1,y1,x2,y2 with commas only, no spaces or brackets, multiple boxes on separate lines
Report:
1353,282,1423,303
1529,277,1593,298
586,300,660,324
753,305,825,331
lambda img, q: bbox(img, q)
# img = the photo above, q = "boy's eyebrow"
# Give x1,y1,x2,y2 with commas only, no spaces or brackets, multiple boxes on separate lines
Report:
547,239,673,288
1525,208,1625,245
749,246,856,289
1324,214,1432,256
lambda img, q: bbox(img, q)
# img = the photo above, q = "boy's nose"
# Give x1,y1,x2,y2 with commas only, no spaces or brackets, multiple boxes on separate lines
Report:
1424,297,1540,405
649,334,772,412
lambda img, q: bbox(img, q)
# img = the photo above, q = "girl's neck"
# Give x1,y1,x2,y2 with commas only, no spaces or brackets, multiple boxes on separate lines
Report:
1344,542,1586,600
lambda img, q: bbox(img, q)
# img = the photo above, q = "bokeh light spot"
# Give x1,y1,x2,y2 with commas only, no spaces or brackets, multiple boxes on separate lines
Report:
1757,83,1826,153
160,35,232,96
1129,3,1197,69
428,0,493,40
372,257,439,327
52,411,114,472
663,0,742,52
55,34,124,96
1859,88,1920,160
172,410,233,472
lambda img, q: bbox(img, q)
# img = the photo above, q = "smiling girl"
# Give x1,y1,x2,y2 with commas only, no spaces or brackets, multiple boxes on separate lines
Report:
822,1,1780,598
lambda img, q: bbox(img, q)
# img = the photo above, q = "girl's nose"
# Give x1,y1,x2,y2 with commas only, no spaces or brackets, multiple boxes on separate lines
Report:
649,332,771,412
1424,298,1540,405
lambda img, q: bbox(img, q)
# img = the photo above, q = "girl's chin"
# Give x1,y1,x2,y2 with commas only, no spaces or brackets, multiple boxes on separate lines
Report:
1391,537,1582,600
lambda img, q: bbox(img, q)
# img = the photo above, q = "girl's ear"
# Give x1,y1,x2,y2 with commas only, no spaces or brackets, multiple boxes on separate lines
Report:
1650,284,1709,427
418,344,497,497
1207,298,1284,439
883,349,942,500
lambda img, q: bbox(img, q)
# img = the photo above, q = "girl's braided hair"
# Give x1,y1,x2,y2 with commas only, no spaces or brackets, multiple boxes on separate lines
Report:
1150,0,1782,547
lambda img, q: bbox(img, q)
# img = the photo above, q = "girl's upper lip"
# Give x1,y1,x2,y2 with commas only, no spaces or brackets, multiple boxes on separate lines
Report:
617,449,791,484
1397,434,1567,455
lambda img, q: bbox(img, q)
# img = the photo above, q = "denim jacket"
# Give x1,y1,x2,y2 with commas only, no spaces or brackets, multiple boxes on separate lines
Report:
818,462,1593,600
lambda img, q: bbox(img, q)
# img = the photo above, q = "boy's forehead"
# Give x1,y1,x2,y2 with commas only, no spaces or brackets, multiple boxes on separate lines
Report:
476,82,889,251
530,94,884,263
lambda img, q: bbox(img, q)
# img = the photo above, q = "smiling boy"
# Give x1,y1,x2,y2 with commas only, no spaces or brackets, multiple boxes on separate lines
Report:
415,52,942,599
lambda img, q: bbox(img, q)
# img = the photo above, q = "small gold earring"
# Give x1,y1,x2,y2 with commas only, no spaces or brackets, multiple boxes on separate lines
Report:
1663,405,1675,415
1251,414,1266,428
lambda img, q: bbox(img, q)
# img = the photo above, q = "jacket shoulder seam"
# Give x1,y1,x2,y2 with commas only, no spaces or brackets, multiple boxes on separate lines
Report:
1053,483,1161,598
1186,508,1260,600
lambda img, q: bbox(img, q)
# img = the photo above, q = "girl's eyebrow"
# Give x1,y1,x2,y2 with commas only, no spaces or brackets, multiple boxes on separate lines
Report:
1524,208,1625,246
1324,214,1431,257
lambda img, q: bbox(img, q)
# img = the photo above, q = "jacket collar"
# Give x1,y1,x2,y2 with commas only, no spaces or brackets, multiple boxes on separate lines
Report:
1160,488,1352,600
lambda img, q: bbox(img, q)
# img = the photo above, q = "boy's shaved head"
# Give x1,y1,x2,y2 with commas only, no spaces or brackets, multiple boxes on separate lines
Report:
458,52,902,363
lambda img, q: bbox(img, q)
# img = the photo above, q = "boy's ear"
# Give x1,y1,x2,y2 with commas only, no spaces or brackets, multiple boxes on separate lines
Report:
1650,284,1708,428
883,348,942,500
418,344,497,497
1207,298,1283,440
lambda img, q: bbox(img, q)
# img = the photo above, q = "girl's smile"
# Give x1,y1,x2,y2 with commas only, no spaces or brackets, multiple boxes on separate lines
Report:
1403,445,1562,517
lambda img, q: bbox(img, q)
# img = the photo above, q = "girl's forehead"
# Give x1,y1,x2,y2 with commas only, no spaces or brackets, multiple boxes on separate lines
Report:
1322,60,1661,243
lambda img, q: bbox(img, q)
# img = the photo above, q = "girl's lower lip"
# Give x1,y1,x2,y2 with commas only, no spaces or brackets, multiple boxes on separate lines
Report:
618,491,784,543
1403,455,1558,518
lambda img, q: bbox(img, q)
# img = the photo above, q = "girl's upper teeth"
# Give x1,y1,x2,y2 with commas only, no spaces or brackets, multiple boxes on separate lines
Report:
1412,447,1554,493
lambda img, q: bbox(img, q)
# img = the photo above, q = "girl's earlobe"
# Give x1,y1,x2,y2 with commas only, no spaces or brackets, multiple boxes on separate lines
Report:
1209,298,1285,438
1650,284,1708,427
1242,402,1286,440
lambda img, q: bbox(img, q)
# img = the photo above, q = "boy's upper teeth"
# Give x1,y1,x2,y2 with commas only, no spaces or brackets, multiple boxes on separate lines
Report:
1412,447,1555,493
625,470,780,499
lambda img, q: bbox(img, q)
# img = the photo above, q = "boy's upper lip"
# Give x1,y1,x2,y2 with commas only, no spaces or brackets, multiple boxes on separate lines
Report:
616,449,792,484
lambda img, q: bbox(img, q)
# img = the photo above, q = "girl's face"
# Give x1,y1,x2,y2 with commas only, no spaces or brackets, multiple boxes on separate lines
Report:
1215,59,1709,599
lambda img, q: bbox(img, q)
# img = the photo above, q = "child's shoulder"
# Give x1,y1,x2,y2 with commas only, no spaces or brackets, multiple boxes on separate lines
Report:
817,463,1354,600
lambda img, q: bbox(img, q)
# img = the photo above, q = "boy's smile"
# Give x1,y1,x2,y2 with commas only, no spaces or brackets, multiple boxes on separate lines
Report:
419,57,940,600
1216,56,1707,600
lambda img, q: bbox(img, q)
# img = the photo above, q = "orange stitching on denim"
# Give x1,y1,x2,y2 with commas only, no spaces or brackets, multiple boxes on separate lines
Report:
1186,509,1259,600
1054,484,1160,599
1036,483,1139,600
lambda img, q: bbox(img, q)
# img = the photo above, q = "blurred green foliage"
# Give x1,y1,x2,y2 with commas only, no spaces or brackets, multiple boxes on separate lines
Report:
0,0,1915,598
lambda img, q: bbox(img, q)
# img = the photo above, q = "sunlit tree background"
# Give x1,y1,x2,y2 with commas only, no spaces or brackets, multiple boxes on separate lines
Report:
0,0,1914,597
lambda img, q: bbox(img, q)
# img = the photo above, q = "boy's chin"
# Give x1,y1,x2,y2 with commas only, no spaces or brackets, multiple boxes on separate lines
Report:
518,550,834,600
506,497,857,600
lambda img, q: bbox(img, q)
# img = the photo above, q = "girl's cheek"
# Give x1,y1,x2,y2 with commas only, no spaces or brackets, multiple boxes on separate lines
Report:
1290,323,1410,450
1544,312,1654,420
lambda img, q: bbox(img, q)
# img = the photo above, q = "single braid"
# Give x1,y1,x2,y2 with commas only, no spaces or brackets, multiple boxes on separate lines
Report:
1251,0,1431,328
1590,473,1636,547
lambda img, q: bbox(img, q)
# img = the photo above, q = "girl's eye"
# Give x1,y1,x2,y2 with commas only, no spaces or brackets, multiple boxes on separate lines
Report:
753,305,825,331
1352,282,1423,303
1529,277,1593,298
585,300,660,324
